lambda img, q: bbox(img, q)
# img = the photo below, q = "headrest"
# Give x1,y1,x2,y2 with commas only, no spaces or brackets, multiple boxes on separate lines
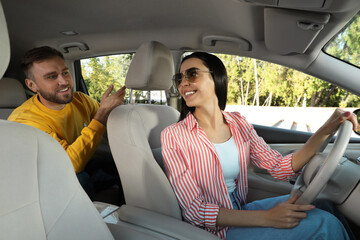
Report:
0,2,10,79
0,78,27,108
125,41,174,91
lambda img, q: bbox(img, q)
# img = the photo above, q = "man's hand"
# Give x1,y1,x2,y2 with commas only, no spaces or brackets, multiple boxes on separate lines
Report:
94,85,126,126
264,195,315,229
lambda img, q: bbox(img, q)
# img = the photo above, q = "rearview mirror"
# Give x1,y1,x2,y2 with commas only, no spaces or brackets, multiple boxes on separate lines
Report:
353,109,360,135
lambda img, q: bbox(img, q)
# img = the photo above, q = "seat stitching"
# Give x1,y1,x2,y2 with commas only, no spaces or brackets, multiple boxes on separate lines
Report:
35,130,79,235
35,131,47,234
45,186,80,236
0,200,39,217
130,106,150,146
127,106,143,146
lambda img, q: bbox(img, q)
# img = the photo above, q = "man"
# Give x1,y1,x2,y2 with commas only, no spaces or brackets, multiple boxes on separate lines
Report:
8,46,125,202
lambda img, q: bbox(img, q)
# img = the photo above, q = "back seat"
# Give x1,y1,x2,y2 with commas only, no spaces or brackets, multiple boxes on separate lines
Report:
0,77,27,119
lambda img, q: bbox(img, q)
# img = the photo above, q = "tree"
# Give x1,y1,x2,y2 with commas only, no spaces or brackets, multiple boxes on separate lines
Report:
216,54,242,104
326,14,360,67
217,54,259,106
81,54,133,101
217,52,360,108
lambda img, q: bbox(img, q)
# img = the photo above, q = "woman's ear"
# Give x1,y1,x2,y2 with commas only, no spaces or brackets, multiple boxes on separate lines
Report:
25,78,38,93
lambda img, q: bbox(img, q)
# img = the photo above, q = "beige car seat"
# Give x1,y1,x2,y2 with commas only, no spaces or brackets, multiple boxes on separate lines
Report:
108,41,181,218
107,41,219,239
0,121,116,240
0,77,27,119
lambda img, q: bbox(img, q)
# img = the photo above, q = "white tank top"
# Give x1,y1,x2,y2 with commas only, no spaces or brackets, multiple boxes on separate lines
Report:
213,136,240,194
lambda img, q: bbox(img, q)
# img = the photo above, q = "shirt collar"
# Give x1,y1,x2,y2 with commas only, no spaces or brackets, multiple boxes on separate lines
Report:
33,93,68,113
183,110,237,131
184,112,198,131
222,111,237,126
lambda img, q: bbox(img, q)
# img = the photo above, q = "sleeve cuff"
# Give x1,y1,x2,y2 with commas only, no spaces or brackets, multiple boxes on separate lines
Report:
283,153,298,178
88,119,106,135
201,203,220,229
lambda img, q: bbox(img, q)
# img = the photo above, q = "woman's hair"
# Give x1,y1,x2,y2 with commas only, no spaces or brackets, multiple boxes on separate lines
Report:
178,52,228,121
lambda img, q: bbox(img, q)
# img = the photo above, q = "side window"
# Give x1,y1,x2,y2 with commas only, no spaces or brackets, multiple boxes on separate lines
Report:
80,53,167,105
324,12,360,68
182,53,360,135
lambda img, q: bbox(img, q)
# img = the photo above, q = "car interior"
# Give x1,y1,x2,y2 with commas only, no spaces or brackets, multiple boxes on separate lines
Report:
0,77,27,119
1,0,360,239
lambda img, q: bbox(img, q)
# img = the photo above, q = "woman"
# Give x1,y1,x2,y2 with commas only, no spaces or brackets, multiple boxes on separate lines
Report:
161,52,357,240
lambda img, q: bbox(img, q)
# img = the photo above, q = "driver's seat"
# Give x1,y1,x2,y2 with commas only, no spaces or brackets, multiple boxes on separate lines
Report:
108,41,181,218
107,41,219,239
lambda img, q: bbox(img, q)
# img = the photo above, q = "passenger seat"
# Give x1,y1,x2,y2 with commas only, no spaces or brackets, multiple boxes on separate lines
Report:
0,77,27,119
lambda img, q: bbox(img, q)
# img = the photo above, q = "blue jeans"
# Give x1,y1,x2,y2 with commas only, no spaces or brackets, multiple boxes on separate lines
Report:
77,152,124,205
226,193,350,240
76,171,95,200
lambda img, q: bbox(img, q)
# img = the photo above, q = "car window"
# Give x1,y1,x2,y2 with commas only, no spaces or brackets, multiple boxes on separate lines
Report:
80,53,167,105
324,12,360,68
182,52,360,137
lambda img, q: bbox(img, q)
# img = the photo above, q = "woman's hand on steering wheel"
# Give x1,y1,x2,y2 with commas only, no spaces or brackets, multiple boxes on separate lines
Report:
320,109,358,135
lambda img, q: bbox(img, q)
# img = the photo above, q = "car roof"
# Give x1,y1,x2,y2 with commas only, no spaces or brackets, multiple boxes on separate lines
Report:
2,0,360,93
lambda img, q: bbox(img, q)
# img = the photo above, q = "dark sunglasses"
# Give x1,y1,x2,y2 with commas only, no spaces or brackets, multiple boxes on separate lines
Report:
172,67,212,88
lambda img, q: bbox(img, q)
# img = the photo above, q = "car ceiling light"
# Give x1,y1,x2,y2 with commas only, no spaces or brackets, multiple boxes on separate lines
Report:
60,31,79,36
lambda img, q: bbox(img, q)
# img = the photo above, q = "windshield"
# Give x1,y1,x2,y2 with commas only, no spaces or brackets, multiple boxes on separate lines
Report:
325,12,360,67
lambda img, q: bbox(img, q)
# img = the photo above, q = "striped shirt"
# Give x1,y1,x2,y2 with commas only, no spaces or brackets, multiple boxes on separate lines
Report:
161,111,296,239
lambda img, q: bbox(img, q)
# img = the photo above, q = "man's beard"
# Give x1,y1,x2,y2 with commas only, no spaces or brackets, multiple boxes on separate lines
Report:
38,85,74,104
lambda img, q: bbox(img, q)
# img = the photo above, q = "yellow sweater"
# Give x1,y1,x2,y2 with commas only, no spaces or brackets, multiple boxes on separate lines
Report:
8,92,106,173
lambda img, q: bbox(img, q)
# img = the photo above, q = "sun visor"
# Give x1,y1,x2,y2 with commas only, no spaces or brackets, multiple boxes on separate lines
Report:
234,0,329,9
264,8,330,55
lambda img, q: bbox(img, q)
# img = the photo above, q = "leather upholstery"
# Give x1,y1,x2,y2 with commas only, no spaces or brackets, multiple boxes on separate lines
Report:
107,41,182,218
108,104,181,218
0,77,27,119
125,41,174,90
0,120,115,240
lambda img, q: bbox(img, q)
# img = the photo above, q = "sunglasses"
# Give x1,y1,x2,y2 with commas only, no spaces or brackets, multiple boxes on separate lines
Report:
172,67,212,88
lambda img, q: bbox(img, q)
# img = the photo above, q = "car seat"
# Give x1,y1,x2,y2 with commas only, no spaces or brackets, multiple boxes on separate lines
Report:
0,77,27,119
107,41,219,239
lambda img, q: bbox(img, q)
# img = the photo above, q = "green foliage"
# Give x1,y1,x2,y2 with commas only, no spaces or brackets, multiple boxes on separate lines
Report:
216,46,360,108
325,13,360,67
82,52,360,107
81,54,133,101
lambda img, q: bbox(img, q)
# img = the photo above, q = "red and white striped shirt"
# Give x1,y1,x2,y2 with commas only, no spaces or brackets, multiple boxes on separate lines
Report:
161,111,296,239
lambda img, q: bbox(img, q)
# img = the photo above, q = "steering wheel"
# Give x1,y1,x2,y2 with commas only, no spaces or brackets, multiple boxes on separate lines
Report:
290,120,353,204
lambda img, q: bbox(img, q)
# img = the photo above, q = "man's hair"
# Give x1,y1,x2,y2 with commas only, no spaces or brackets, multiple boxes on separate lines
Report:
21,46,64,78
